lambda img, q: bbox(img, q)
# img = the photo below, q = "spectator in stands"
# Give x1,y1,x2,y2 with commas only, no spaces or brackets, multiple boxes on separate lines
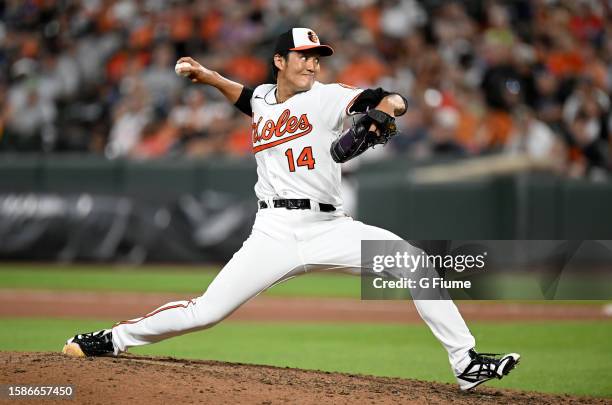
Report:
428,107,466,157
505,106,565,164
563,77,610,176
478,29,522,151
0,0,609,179
130,111,179,160
169,88,233,157
142,43,183,113
106,88,151,158
532,67,564,133
3,86,57,152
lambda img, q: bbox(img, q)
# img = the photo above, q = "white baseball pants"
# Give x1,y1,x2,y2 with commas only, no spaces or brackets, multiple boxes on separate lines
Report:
112,208,475,374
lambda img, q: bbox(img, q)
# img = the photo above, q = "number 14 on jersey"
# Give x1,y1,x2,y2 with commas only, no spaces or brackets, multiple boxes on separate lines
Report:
285,147,316,172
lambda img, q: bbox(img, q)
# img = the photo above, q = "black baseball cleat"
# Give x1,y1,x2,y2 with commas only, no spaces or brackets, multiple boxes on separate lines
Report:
456,349,520,391
62,329,115,357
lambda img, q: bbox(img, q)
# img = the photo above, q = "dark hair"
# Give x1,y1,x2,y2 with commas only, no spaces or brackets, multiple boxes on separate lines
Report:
271,50,289,80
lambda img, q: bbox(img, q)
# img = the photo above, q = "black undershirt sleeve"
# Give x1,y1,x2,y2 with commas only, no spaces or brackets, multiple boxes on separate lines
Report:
348,87,408,116
234,86,254,116
348,88,390,114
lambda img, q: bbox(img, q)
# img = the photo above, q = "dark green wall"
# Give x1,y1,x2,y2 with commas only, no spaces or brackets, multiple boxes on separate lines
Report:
0,155,258,204
1,155,610,238
357,168,612,239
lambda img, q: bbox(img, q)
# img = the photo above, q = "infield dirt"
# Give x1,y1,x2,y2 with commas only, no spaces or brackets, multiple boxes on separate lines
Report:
1,352,610,405
0,289,608,322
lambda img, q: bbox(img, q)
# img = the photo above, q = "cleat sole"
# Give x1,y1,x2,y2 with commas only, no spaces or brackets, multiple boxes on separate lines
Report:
62,343,86,357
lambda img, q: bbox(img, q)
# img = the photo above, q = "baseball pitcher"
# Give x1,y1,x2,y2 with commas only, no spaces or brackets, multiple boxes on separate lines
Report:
63,28,519,391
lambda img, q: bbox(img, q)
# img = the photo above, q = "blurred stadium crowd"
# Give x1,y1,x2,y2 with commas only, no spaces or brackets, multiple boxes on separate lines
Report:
1,0,611,178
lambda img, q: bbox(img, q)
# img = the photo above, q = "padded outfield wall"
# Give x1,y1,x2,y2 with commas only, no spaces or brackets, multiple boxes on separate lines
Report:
1,154,611,242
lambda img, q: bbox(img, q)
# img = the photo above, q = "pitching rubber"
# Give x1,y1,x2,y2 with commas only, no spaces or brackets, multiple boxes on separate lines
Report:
62,342,86,357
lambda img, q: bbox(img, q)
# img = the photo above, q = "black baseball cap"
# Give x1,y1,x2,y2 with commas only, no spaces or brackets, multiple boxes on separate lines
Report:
274,28,334,57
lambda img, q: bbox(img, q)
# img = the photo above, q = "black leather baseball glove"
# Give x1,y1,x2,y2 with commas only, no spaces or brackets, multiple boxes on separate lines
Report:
330,109,398,163
361,109,398,145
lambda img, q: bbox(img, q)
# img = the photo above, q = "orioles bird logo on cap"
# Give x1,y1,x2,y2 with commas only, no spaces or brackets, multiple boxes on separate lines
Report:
307,31,319,44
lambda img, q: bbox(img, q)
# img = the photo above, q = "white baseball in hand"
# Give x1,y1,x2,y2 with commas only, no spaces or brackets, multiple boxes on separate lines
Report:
175,62,192,77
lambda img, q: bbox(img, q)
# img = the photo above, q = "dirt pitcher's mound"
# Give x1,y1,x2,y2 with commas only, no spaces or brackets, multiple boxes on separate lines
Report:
0,352,608,405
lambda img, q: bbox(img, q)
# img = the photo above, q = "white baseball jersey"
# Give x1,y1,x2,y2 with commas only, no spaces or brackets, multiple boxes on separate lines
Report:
111,80,477,383
250,81,363,208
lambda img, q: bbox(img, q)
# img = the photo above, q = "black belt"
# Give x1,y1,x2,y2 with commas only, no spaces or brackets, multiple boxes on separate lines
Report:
258,199,336,212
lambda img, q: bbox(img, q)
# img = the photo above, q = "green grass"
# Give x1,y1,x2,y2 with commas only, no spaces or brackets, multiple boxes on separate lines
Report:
0,318,610,397
0,266,361,298
0,266,610,303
